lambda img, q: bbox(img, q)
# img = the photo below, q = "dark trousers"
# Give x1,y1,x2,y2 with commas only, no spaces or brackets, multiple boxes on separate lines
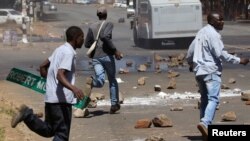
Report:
24,103,72,141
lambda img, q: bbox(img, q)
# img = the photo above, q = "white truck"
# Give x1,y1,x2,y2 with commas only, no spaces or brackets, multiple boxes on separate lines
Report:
126,1,135,18
131,0,202,49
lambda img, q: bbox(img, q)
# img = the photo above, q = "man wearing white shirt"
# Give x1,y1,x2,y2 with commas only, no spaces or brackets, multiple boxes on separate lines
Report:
11,26,85,141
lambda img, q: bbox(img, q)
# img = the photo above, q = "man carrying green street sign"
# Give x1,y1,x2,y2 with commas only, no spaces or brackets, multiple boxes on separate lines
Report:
6,67,91,110
9,26,88,141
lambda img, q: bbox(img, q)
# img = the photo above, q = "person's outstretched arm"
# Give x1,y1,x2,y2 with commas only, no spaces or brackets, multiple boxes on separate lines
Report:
39,59,50,78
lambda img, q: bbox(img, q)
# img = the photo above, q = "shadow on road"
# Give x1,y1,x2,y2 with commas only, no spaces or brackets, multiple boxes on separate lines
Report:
183,135,203,141
88,110,110,117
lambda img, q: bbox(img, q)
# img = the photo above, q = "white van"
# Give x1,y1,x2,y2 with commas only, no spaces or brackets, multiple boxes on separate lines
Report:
132,0,202,49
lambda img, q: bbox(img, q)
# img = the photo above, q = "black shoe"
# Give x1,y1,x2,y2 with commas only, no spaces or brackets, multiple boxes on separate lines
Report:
110,104,120,114
11,104,29,128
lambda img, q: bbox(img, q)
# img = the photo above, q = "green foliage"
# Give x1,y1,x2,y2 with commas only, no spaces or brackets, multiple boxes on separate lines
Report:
0,106,15,116
0,127,5,141
0,106,15,141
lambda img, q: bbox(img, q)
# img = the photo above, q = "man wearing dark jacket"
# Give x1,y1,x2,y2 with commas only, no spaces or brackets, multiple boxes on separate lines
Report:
84,6,123,114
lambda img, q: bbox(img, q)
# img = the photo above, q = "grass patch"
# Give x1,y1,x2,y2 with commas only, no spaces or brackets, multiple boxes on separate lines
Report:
0,105,16,141
0,106,15,116
0,106,14,141
0,127,5,141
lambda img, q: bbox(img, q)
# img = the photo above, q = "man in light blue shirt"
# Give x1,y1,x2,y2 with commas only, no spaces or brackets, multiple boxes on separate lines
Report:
186,12,249,140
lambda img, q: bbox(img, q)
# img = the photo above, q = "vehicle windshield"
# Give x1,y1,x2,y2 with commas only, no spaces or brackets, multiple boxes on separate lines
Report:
128,5,133,9
9,10,21,15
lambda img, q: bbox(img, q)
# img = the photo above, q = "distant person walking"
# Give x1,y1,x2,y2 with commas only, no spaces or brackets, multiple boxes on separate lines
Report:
11,26,85,141
186,12,249,140
84,6,123,114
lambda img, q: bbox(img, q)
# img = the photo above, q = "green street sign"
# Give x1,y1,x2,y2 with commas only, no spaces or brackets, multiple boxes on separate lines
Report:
6,68,89,109
6,68,46,94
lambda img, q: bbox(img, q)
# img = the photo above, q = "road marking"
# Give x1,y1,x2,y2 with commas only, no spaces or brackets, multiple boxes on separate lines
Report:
97,89,242,106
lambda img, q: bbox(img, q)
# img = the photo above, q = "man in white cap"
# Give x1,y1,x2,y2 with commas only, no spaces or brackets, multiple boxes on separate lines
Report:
84,6,123,114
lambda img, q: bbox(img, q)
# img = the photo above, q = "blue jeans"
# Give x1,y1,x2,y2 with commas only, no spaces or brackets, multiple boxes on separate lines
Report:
195,73,221,128
92,55,119,105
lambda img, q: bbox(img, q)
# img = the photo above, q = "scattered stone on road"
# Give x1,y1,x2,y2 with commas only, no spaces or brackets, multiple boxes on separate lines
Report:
167,70,180,78
167,78,176,89
241,90,250,101
138,64,147,72
134,118,152,128
228,78,236,84
145,135,166,141
138,77,146,86
170,107,183,111
221,84,230,89
152,114,173,127
221,111,237,121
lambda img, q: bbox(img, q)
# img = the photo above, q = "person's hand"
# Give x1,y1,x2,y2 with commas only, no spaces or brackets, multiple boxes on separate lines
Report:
72,86,84,100
188,63,194,72
240,58,249,65
115,50,123,60
189,66,193,72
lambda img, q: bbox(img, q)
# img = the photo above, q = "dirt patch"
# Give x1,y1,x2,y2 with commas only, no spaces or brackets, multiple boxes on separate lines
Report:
0,81,49,141
0,91,37,141
0,20,61,39
0,101,27,141
31,21,62,38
